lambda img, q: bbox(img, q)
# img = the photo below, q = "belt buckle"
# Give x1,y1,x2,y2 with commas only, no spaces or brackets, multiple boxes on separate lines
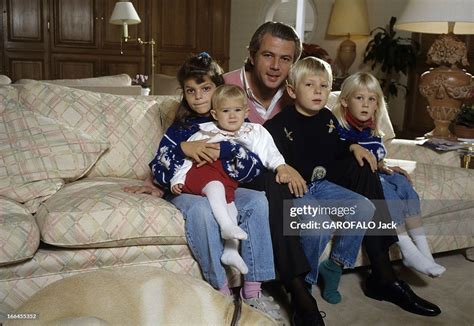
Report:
311,166,326,181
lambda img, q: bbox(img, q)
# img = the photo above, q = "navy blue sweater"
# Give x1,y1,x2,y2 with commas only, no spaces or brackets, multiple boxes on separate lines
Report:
149,116,264,189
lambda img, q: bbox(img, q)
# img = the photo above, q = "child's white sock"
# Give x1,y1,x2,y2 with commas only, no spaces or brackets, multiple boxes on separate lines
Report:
398,233,445,277
408,227,434,260
221,239,248,274
202,181,247,240
408,227,446,276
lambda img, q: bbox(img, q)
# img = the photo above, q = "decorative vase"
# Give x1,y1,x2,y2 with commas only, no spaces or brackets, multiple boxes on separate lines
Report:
419,66,472,139
141,87,151,96
418,33,473,140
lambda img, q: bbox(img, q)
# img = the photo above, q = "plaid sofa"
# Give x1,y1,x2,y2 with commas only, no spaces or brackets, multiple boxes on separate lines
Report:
1,82,472,316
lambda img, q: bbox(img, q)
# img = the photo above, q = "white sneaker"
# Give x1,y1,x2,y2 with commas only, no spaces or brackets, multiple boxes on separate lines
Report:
242,293,284,322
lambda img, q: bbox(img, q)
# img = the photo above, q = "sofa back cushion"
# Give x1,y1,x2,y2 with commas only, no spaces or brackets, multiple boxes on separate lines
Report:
0,86,19,113
15,74,132,87
0,197,40,266
36,178,187,248
86,93,163,179
0,99,108,210
18,82,164,179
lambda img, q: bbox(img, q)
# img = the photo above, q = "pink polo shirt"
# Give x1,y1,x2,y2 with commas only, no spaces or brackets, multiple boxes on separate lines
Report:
223,68,291,125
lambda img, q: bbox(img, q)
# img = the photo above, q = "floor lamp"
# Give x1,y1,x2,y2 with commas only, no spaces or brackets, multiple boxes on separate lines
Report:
109,1,155,94
395,0,474,140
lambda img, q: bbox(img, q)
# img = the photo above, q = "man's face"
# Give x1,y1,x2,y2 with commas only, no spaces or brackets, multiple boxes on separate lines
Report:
249,33,296,93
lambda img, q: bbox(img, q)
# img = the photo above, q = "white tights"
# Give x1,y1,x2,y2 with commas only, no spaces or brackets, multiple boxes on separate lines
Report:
202,181,248,274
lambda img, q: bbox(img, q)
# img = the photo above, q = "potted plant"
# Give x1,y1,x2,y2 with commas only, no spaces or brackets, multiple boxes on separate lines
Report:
454,103,474,139
363,16,419,98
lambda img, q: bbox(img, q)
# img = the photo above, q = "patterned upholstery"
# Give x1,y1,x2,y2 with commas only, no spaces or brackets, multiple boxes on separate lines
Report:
0,197,40,266
0,99,108,205
36,178,187,248
1,84,472,316
18,82,108,140
0,86,18,111
18,82,164,180
385,139,460,168
86,94,162,179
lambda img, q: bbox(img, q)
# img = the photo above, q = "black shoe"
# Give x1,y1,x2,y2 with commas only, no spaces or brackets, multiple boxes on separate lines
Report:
364,276,441,316
292,310,326,326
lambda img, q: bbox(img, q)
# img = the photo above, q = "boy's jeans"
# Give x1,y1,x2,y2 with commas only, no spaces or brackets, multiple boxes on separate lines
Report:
169,188,275,289
296,180,375,284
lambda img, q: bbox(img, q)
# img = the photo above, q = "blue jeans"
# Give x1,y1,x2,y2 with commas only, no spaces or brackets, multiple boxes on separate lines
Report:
169,188,275,289
296,180,375,285
380,173,421,226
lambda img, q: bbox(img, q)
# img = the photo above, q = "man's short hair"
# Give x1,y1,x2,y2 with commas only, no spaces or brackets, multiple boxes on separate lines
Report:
212,84,247,110
244,21,302,70
287,56,333,88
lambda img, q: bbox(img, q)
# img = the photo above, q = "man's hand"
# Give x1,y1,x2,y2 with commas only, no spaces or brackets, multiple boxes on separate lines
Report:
181,140,220,167
275,164,291,184
350,144,377,172
285,164,307,197
171,183,184,195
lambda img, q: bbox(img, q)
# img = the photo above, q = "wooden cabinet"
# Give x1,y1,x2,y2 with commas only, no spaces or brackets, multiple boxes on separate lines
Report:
2,0,50,79
153,0,230,75
403,34,474,139
1,0,230,81
50,0,146,79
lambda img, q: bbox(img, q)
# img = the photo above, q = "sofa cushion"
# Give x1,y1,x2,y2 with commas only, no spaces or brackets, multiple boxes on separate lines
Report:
86,94,162,179
0,86,19,113
10,179,65,214
18,82,108,140
0,100,108,205
0,197,40,266
385,158,474,217
0,75,12,86
18,82,163,179
35,178,187,248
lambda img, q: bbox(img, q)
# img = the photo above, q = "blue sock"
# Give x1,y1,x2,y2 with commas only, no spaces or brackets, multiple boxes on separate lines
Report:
318,259,343,304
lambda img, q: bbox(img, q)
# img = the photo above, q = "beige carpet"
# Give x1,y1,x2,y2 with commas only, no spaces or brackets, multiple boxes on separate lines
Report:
266,250,474,326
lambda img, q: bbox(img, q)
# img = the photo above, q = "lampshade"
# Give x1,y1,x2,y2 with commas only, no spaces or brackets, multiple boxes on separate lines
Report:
327,0,370,36
395,0,474,35
109,1,141,25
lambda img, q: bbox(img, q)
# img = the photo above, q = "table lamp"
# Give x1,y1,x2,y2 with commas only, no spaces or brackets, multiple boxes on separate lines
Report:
327,0,369,77
110,1,155,94
395,0,474,139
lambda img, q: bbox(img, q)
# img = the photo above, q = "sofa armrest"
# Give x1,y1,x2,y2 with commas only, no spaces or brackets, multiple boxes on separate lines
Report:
385,139,460,168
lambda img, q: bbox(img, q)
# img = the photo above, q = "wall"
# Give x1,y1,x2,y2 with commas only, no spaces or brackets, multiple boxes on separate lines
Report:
229,0,412,131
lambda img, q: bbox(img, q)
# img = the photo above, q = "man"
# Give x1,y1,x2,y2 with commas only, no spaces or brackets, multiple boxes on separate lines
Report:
224,22,301,124
227,21,440,326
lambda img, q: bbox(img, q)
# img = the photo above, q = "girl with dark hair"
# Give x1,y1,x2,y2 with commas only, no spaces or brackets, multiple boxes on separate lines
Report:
125,52,282,321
